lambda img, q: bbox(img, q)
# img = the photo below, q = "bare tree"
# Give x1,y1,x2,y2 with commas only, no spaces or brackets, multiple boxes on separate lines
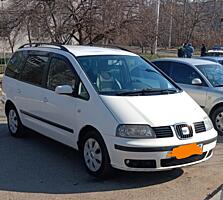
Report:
1,0,223,52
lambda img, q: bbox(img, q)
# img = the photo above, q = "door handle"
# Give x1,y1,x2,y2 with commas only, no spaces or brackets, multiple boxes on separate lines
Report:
43,97,48,103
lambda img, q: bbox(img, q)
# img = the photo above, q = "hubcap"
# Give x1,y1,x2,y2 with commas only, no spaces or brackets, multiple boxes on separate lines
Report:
8,109,18,134
84,138,102,172
215,112,223,132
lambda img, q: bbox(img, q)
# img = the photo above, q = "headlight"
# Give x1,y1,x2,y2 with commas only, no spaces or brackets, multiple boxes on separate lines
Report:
204,117,213,131
116,124,156,138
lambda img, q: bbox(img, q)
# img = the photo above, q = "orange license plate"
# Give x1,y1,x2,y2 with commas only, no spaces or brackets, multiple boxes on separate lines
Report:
167,143,203,159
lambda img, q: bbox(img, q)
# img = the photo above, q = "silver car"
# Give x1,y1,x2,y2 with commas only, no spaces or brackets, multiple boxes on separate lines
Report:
152,58,223,135
199,56,223,65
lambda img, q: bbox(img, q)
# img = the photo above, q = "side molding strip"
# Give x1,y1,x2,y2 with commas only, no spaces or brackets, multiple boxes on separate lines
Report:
20,110,74,134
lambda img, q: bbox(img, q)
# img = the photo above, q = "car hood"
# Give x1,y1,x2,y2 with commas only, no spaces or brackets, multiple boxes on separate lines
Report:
100,91,207,126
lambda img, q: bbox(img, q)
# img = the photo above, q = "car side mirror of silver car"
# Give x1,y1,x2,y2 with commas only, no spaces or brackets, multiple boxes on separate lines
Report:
192,78,202,85
55,85,73,95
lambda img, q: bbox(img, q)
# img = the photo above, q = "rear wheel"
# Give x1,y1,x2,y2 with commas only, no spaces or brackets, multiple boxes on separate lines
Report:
80,130,112,178
6,106,24,137
211,107,223,136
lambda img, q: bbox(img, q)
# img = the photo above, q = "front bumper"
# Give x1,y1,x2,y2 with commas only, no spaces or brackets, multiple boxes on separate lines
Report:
104,128,217,171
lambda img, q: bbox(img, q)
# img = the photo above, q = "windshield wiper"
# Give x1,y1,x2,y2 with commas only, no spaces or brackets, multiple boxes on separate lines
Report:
116,88,178,96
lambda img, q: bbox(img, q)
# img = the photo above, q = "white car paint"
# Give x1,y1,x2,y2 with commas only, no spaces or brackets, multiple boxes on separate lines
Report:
2,45,218,172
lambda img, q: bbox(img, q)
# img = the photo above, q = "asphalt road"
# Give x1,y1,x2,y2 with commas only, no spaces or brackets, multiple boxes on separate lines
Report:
0,104,222,200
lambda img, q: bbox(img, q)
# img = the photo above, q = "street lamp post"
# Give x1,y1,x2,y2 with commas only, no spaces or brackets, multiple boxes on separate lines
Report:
154,0,160,55
1,0,6,71
168,0,173,48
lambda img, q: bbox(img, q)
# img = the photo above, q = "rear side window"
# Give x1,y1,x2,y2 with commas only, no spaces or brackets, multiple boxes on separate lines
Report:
153,61,171,76
218,60,223,65
5,51,27,79
20,55,49,86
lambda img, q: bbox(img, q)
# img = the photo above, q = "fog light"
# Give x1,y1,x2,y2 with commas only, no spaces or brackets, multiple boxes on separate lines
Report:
124,159,156,168
125,159,130,165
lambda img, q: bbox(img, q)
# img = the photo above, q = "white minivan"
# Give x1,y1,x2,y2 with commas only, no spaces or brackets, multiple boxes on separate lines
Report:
1,44,218,177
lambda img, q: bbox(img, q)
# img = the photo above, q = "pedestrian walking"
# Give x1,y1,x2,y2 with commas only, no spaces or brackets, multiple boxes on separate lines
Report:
185,43,194,58
200,44,206,57
177,43,185,57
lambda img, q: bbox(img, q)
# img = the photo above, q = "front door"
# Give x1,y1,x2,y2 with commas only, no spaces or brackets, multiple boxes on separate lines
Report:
170,62,207,108
40,55,80,147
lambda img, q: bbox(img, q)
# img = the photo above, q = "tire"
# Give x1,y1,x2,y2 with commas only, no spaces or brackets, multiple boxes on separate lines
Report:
6,105,25,137
80,130,112,178
211,107,223,136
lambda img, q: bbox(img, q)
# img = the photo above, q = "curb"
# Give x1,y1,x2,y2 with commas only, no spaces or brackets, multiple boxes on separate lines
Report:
205,185,223,200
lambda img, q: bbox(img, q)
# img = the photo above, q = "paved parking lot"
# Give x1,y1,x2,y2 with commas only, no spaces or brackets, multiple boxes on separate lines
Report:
0,101,222,200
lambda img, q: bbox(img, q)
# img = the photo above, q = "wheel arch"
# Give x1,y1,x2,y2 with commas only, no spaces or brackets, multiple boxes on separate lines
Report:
5,100,17,116
209,102,223,118
77,125,104,150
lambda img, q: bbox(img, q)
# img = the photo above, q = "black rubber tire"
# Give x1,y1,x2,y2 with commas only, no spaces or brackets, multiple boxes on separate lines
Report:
211,107,223,136
80,130,112,178
6,105,25,138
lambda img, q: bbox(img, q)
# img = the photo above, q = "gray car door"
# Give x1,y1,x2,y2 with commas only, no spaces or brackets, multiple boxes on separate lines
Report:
170,62,208,108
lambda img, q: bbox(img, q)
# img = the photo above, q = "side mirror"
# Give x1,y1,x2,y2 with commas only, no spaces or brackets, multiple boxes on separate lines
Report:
55,85,73,95
192,78,202,85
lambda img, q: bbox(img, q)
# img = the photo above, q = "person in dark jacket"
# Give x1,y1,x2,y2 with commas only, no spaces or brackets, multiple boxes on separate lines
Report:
201,44,206,56
177,43,185,57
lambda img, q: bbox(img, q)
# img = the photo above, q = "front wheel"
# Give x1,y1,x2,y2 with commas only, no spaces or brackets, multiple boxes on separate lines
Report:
80,131,112,178
211,107,223,136
7,106,24,137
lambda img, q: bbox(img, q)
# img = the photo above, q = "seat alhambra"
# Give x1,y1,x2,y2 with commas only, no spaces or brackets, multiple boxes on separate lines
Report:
1,44,217,177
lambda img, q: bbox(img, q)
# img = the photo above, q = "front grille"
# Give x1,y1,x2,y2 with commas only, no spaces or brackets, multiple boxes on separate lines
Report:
161,152,207,167
153,126,173,138
194,121,206,133
175,124,193,139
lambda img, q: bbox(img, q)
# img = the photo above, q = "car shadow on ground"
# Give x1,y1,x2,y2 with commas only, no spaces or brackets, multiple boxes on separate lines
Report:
0,122,184,194
217,135,223,143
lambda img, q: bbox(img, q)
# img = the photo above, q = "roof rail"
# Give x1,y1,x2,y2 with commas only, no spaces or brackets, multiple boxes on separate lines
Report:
18,43,69,52
88,43,133,53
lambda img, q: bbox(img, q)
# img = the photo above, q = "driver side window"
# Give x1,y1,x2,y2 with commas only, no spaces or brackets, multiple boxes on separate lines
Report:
47,57,89,100
47,57,77,91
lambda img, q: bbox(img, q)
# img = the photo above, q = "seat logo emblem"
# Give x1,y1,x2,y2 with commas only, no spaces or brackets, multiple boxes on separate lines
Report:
181,127,190,135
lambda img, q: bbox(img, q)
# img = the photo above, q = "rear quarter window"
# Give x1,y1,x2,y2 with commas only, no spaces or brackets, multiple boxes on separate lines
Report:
153,61,171,76
20,55,49,87
218,60,223,65
5,51,27,79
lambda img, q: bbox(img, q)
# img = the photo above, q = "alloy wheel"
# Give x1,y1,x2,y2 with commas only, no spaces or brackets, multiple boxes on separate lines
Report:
84,138,102,172
215,112,223,132
8,109,18,134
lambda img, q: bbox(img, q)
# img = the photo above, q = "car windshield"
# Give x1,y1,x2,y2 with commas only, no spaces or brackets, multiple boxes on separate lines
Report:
76,55,179,96
196,64,223,87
